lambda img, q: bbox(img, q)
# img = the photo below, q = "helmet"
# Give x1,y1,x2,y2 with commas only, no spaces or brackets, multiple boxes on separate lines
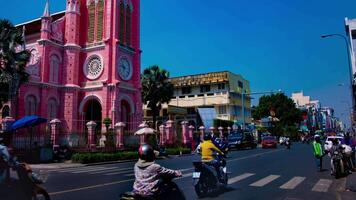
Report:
314,134,320,139
203,133,212,141
138,144,155,162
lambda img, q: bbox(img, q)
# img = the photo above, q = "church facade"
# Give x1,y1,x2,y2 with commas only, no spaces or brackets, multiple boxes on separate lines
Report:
3,0,142,136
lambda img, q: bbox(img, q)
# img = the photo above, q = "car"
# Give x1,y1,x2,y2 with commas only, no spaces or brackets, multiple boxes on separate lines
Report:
324,136,344,152
228,132,257,150
262,136,278,148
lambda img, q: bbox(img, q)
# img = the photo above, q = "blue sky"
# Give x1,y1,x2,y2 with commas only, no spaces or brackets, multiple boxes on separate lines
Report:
1,0,355,126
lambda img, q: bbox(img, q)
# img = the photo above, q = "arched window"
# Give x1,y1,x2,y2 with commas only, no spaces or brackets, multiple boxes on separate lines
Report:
25,95,37,115
119,2,125,43
88,2,95,43
1,105,10,119
47,98,57,120
125,6,131,46
49,55,60,83
96,0,104,41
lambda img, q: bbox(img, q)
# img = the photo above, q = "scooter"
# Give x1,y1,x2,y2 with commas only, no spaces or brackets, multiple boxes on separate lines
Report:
0,161,50,200
192,153,228,198
120,176,185,200
285,140,291,150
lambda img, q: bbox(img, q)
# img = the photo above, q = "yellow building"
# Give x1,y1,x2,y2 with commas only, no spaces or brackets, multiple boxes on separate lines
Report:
167,71,251,126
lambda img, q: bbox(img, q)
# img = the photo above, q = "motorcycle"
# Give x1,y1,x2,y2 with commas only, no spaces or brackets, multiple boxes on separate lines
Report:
331,148,345,179
0,161,50,200
193,153,228,198
120,176,185,200
285,140,291,150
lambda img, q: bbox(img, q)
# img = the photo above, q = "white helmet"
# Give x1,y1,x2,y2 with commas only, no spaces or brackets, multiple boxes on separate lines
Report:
314,134,320,139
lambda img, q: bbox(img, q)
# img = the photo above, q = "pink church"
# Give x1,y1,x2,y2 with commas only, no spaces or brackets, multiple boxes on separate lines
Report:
1,0,143,142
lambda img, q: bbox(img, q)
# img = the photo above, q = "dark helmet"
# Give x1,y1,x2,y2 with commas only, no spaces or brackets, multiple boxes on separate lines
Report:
203,133,212,141
138,144,155,162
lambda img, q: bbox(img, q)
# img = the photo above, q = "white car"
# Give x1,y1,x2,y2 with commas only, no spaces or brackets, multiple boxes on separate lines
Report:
324,136,343,152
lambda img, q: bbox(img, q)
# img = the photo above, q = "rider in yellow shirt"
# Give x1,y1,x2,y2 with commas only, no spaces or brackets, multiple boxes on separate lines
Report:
200,133,225,182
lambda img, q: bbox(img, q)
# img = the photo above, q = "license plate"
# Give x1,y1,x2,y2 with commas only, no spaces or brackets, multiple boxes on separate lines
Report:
192,172,201,178
223,167,227,173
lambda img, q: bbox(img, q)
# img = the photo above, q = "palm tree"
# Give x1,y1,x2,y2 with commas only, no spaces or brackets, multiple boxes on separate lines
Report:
0,19,30,110
141,65,174,129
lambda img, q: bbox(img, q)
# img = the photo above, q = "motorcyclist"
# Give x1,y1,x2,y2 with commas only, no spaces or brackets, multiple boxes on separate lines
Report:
200,133,225,183
312,135,324,172
131,144,182,198
329,138,345,175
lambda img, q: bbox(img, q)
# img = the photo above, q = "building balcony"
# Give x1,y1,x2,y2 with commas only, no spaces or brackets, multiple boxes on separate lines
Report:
169,92,229,107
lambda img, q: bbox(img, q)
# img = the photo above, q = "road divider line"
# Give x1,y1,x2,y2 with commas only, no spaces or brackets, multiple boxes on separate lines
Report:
105,170,134,175
279,176,306,189
50,166,102,173
89,167,132,174
49,179,135,196
311,179,332,192
250,175,280,187
228,149,283,163
228,173,255,185
71,167,118,174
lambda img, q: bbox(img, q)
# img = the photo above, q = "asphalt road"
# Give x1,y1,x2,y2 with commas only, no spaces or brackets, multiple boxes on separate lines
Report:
23,143,356,199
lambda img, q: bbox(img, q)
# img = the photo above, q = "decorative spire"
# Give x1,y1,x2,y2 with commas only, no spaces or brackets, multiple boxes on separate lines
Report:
43,0,50,17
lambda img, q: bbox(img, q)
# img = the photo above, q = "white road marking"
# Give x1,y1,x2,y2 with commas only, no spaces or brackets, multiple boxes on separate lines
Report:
105,170,134,175
51,166,102,173
250,175,280,187
279,176,306,189
311,179,332,192
228,173,255,184
71,167,116,174
89,167,132,174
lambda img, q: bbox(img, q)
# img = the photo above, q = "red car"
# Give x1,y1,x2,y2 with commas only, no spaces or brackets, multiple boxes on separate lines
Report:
262,136,277,148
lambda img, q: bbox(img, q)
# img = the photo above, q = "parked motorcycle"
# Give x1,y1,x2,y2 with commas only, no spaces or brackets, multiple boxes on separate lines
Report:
53,145,72,161
193,153,228,198
120,176,185,200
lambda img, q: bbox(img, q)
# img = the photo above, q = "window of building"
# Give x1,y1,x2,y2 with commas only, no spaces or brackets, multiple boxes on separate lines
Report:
218,105,226,114
217,83,225,90
119,2,125,43
200,85,211,93
238,81,244,88
125,6,131,45
96,0,104,41
87,2,95,43
49,55,60,83
25,95,37,115
47,98,57,120
181,86,191,95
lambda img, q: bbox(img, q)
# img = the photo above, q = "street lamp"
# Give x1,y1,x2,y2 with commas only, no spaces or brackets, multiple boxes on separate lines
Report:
241,89,282,129
321,33,355,128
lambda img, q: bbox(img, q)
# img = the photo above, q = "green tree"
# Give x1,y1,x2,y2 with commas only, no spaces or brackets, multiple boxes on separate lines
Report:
141,65,174,128
252,93,301,136
0,19,30,110
103,117,112,133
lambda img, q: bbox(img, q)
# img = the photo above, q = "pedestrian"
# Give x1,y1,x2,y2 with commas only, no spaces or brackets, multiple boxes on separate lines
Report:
313,135,324,172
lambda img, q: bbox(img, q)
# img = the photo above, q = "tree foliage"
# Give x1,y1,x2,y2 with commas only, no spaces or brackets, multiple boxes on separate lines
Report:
252,93,302,135
0,19,30,110
141,65,174,128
